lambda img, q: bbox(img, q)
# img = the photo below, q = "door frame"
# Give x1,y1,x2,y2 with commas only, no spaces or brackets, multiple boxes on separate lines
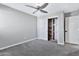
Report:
48,17,58,41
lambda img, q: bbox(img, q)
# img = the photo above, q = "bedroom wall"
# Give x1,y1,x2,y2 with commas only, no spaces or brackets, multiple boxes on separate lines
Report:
0,4,37,48
37,11,64,45
37,16,48,40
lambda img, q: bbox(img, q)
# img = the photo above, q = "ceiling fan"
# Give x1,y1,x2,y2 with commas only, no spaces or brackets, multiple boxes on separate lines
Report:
25,3,48,14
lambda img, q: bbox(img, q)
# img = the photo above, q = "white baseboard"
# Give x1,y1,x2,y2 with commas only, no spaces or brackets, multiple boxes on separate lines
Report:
0,37,37,50
65,41,79,45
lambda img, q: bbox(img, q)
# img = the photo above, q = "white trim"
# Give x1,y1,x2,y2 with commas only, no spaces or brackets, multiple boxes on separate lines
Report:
0,38,37,50
66,41,79,45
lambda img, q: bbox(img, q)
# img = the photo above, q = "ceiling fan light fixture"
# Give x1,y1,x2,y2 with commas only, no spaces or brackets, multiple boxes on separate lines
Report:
25,3,48,14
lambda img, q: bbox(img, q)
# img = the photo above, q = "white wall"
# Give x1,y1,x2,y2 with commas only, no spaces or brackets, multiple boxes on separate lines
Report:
0,4,37,48
37,16,48,40
66,15,79,44
57,12,64,45
37,11,64,45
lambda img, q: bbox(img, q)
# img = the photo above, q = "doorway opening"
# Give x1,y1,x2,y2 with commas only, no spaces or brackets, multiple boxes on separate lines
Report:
48,17,57,42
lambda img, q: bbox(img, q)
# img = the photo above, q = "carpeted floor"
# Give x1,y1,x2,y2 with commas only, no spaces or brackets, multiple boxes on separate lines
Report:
67,50,79,56
0,39,79,56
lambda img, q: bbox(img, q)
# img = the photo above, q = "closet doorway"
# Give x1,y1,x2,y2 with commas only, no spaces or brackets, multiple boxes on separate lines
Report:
48,17,57,41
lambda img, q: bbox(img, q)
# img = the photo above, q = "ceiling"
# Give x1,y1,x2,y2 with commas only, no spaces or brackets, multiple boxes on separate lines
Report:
2,3,79,17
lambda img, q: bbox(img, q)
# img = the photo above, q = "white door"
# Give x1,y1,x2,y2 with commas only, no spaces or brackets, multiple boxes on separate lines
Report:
68,15,79,44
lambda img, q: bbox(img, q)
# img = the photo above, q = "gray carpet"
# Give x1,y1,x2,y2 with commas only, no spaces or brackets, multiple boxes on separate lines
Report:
67,50,79,56
0,39,78,56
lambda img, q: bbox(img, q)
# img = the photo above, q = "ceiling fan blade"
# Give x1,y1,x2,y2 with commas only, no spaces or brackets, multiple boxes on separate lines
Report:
40,3,48,9
25,5,37,9
40,10,48,13
33,9,39,14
